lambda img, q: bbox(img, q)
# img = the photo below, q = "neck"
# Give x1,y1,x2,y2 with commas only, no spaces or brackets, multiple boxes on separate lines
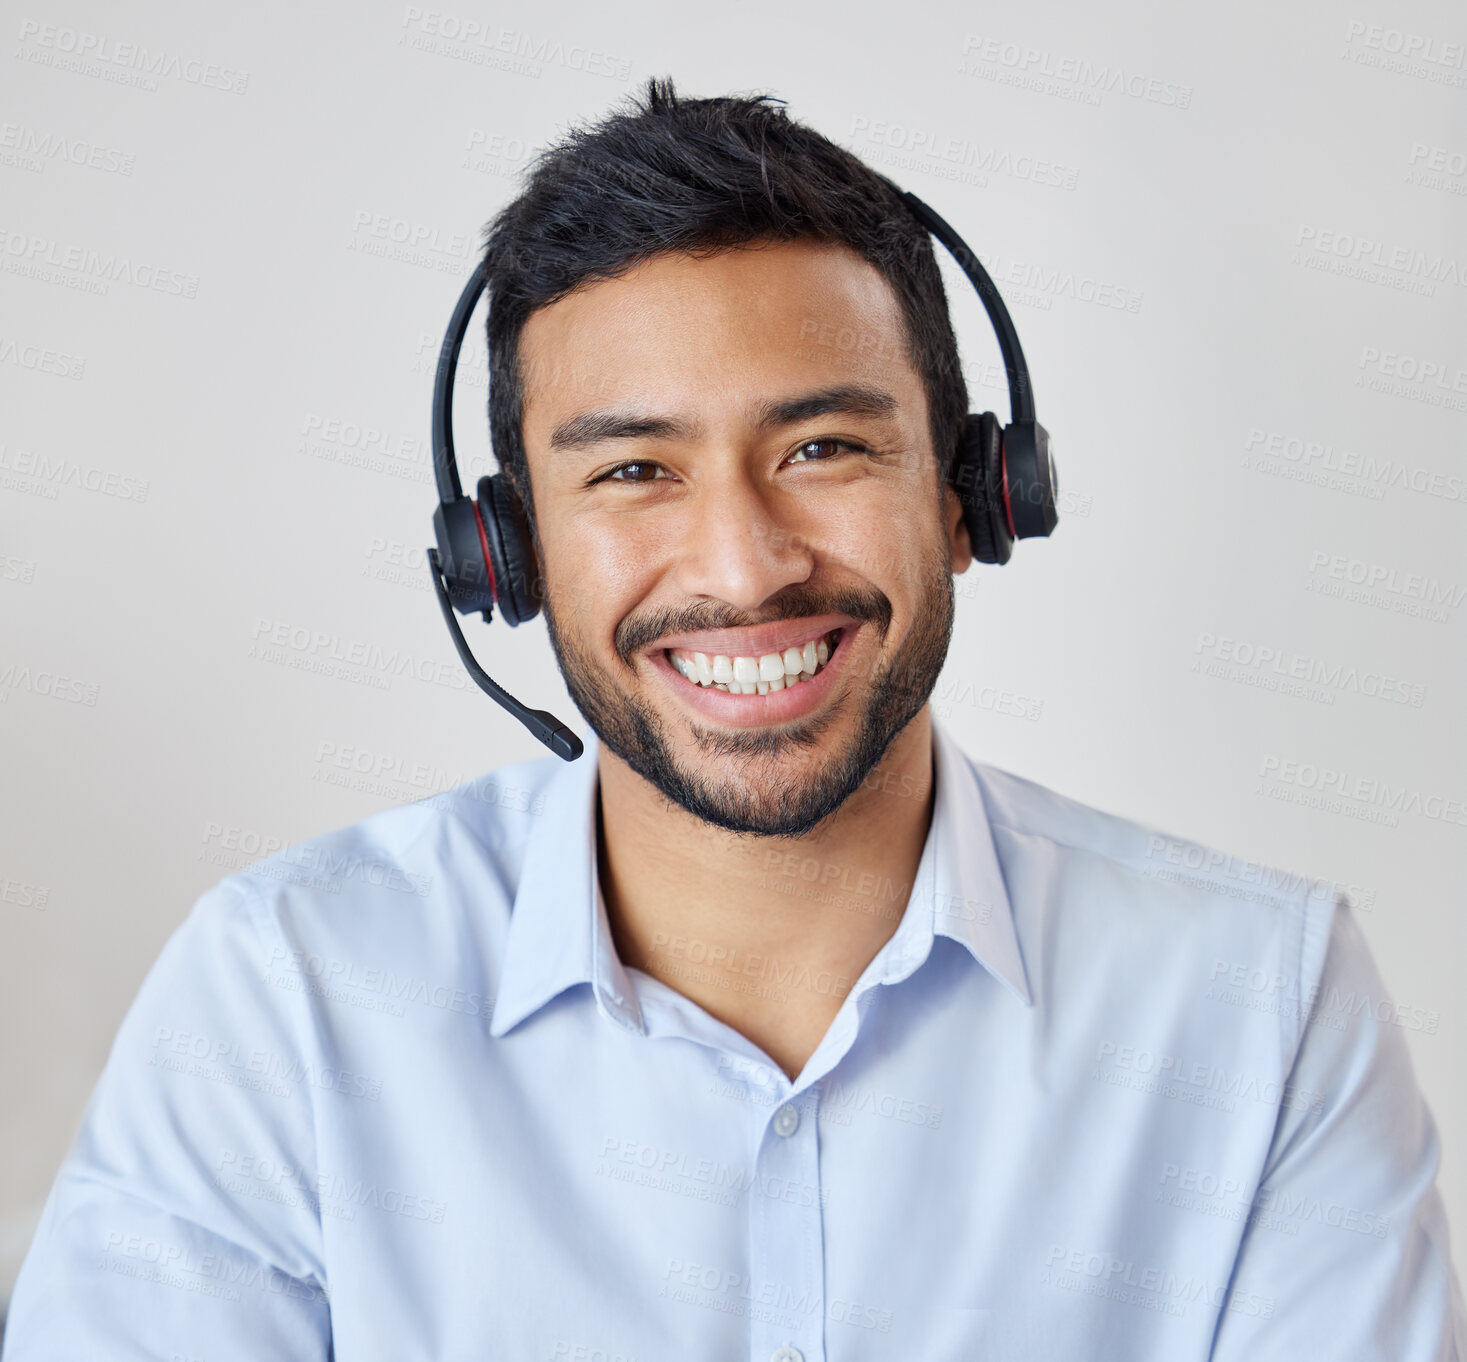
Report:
596,711,939,1082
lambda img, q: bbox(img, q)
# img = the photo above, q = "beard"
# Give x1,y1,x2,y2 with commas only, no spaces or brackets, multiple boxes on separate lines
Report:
540,541,956,840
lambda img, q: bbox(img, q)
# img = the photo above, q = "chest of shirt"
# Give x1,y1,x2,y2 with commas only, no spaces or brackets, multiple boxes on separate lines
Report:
300,941,1290,1361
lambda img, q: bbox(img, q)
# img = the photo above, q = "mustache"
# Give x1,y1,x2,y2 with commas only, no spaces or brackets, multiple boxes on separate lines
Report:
614,583,893,663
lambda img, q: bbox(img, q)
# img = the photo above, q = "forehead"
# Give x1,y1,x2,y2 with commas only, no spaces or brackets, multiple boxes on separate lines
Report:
516,238,919,426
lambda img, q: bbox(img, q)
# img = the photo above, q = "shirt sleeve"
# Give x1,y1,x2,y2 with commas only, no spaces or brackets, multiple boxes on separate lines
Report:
1209,891,1467,1361
1,882,333,1360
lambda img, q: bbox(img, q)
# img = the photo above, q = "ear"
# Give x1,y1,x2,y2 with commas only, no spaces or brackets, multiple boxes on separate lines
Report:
943,483,973,577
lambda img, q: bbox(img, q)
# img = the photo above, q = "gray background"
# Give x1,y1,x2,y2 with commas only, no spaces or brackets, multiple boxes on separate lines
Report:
2,0,1464,1313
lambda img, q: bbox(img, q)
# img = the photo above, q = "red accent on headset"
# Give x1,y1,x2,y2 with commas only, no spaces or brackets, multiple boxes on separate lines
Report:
998,436,1015,537
470,498,498,602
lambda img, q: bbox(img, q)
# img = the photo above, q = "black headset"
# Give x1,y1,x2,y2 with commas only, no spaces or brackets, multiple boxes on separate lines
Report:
427,182,1059,763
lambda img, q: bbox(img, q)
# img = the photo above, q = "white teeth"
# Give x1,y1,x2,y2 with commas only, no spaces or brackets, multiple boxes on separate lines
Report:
668,630,839,695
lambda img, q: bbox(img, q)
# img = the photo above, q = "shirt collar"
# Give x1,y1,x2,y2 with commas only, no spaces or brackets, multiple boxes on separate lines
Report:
923,719,1032,1005
487,728,639,1037
488,718,1030,1038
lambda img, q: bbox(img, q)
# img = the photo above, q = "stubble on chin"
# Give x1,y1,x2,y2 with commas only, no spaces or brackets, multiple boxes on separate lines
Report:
538,559,955,839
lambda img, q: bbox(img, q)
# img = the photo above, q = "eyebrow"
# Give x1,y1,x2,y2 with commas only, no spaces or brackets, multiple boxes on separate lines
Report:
546,382,901,452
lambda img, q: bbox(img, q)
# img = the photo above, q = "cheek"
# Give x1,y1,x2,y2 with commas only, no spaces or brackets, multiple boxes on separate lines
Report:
821,495,938,599
542,519,662,631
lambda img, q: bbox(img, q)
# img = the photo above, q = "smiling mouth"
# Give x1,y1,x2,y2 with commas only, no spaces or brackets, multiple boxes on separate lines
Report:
664,628,843,695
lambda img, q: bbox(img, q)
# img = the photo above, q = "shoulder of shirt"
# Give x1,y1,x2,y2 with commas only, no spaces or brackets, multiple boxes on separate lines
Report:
964,748,1348,926
199,750,563,923
961,750,1348,1045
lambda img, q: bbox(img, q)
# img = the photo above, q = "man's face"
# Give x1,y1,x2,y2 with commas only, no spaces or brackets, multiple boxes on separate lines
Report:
518,237,971,838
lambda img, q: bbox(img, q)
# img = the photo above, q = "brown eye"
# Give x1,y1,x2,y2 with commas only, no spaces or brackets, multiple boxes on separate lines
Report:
788,438,864,464
606,461,665,483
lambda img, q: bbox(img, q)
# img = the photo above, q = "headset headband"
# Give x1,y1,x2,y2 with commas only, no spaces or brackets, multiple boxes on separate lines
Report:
431,188,1039,511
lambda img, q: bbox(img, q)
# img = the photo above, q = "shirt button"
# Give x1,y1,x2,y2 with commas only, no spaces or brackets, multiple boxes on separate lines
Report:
772,1104,799,1137
771,1348,803,1362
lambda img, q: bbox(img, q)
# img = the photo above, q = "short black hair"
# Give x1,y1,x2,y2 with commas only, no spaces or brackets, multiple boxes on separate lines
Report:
481,76,968,532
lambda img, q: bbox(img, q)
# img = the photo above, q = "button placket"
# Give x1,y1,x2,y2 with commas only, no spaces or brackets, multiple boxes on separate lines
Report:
748,1095,825,1362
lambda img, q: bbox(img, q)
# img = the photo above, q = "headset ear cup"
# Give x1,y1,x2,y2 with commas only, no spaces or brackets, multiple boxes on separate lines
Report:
953,415,996,565
951,413,1013,566
478,474,541,626
981,412,1014,565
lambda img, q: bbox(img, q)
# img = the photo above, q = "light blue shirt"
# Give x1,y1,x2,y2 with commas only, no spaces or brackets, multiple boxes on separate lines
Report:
5,721,1463,1359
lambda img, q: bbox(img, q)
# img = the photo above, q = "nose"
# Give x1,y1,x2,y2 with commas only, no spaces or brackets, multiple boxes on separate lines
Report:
669,470,815,614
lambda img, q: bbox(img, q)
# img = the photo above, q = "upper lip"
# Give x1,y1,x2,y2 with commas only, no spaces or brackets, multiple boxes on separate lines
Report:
651,613,857,660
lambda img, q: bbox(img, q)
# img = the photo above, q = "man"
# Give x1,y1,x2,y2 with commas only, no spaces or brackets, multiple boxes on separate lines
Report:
5,78,1463,1360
